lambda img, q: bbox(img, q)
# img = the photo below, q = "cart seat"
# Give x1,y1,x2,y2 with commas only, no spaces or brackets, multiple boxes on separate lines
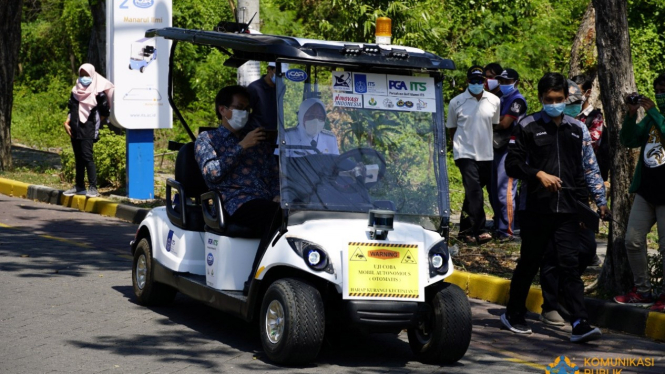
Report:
165,142,208,231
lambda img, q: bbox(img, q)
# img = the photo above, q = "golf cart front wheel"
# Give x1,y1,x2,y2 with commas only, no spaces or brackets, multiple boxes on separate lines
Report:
407,283,472,364
132,237,177,306
259,278,325,364
140,66,145,73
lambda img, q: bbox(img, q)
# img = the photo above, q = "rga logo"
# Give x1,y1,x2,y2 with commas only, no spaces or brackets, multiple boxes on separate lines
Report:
286,69,307,82
133,0,154,8
388,80,427,91
207,238,218,246
206,253,214,266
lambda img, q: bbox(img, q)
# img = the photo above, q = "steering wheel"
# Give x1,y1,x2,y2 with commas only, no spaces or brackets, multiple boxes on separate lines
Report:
332,148,387,189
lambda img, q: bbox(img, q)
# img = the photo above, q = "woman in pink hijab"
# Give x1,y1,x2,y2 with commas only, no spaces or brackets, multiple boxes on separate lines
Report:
63,63,114,197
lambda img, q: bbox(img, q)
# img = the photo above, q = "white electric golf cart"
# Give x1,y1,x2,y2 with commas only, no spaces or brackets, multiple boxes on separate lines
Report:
130,23,471,365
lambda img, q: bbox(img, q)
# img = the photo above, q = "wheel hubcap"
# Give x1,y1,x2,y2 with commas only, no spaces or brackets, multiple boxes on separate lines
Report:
265,300,285,344
136,254,147,290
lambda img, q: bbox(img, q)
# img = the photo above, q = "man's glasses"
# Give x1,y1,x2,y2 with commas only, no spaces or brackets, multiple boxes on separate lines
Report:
469,79,484,85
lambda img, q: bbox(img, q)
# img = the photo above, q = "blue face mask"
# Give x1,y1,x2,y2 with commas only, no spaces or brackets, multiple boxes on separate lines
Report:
564,103,582,117
500,83,515,95
468,83,484,95
543,103,566,118
79,76,93,87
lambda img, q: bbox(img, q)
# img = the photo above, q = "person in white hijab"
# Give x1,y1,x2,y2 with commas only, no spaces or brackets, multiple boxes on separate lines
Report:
281,98,339,157
63,63,115,198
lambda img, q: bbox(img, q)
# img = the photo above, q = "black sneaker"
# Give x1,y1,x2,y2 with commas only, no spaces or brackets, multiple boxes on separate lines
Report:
501,313,532,334
570,320,602,343
589,254,602,267
63,186,86,196
86,186,99,198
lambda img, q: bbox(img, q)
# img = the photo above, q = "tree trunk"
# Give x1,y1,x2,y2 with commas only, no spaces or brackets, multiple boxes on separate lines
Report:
88,0,107,76
0,0,23,171
593,0,637,295
569,2,602,112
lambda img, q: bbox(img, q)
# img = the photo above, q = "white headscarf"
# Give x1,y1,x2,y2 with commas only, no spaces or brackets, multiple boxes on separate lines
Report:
71,63,115,123
298,98,326,127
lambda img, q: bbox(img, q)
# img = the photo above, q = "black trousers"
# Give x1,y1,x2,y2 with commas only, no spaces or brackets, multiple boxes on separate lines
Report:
230,199,282,283
455,158,492,237
71,138,97,188
540,226,596,312
506,211,588,323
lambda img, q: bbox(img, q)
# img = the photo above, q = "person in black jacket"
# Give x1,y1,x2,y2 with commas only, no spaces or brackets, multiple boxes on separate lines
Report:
499,73,602,343
63,63,114,197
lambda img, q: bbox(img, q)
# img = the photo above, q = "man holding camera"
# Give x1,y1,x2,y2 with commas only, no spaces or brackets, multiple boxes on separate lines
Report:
614,73,665,313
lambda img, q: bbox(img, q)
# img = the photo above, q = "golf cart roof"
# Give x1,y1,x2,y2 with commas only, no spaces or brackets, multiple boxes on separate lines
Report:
145,27,455,72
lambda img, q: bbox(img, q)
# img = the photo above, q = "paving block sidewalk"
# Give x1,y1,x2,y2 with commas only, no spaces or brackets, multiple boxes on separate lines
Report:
1,176,663,342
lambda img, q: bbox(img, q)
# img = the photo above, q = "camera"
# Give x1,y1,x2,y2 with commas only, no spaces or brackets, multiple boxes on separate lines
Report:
626,93,644,105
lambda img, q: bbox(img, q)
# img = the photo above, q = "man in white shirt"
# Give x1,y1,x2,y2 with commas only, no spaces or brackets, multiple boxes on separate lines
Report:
446,65,501,244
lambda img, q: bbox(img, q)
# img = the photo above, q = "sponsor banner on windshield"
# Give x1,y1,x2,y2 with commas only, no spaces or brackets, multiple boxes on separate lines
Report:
386,75,436,99
352,73,388,95
333,93,363,108
363,95,436,113
332,71,354,92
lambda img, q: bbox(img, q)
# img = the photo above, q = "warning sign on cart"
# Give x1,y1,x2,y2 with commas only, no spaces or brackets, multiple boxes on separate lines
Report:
344,242,422,301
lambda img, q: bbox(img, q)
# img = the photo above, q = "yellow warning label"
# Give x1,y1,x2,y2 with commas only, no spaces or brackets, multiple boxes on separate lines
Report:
347,242,419,299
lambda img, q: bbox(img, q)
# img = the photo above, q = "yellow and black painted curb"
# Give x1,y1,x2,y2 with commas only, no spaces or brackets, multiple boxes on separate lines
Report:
0,176,663,341
0,177,148,224
446,271,665,342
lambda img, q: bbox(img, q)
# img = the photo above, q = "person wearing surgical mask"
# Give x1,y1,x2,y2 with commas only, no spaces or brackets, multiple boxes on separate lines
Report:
195,85,281,295
484,62,503,98
247,62,278,131
282,98,340,157
446,65,500,245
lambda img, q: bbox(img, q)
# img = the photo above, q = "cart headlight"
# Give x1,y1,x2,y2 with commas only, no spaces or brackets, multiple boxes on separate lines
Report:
287,238,334,274
428,239,449,277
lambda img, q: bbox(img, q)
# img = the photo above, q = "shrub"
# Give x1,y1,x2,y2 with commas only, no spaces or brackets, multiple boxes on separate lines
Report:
648,252,664,296
60,127,126,187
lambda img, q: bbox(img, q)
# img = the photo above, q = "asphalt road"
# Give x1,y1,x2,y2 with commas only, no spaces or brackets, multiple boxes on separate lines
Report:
0,195,663,373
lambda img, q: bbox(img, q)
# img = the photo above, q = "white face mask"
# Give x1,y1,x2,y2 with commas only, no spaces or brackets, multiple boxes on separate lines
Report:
227,109,248,130
304,119,325,137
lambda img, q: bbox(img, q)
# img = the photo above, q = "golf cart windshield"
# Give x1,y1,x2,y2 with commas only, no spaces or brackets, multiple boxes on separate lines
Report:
278,65,448,218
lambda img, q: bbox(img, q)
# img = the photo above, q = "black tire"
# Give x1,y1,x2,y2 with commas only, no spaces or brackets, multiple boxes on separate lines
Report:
407,283,472,364
140,66,145,73
132,237,177,306
129,64,132,70
259,278,325,364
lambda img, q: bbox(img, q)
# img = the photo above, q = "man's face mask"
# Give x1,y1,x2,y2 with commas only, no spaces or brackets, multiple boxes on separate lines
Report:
227,109,249,130
564,103,582,118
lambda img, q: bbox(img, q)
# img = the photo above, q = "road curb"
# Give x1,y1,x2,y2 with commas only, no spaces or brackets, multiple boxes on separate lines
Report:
0,176,662,341
447,270,664,341
0,177,149,226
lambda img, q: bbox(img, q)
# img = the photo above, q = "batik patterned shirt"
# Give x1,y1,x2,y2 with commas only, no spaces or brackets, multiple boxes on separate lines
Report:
194,126,279,215
581,124,607,207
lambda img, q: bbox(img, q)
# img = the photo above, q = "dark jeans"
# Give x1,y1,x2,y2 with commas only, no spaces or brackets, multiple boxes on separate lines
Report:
230,199,282,284
455,158,492,237
71,138,97,188
506,211,588,323
540,226,596,312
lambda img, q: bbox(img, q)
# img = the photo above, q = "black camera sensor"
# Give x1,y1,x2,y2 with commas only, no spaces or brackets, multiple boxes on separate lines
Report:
626,93,644,105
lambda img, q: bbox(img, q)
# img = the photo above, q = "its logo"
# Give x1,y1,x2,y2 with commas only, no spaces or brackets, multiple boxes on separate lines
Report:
354,74,367,93
368,249,400,260
286,69,307,82
133,0,154,8
206,253,214,266
546,356,579,374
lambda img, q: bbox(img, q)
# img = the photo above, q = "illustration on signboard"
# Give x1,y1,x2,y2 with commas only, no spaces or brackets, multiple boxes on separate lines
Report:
129,37,157,73
123,87,162,101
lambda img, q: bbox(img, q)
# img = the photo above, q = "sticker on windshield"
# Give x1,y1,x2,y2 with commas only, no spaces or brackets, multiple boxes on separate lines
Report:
332,71,353,92
387,75,436,99
363,95,435,113
344,242,423,301
333,93,363,108
353,73,387,95
285,69,308,82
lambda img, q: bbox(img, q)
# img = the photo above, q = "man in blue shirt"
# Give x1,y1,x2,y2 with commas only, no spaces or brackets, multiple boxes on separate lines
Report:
195,85,280,294
490,68,527,241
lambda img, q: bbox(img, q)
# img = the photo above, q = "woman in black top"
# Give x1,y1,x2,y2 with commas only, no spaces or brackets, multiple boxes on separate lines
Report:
63,63,114,197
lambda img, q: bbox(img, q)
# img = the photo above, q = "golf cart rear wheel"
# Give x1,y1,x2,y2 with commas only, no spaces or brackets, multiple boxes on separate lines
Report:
132,238,177,306
407,283,472,364
140,66,145,73
259,278,325,364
